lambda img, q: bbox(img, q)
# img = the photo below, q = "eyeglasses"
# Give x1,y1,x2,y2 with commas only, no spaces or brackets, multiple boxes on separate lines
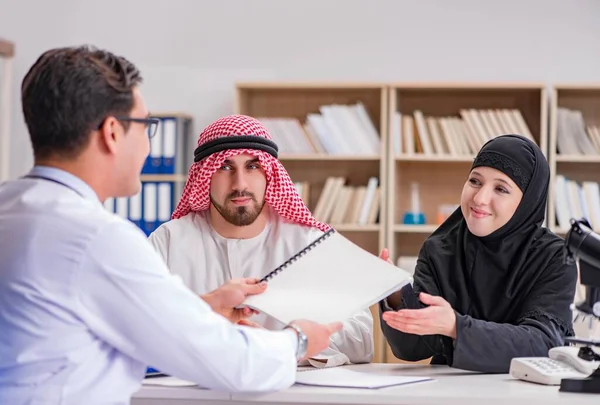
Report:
115,116,161,138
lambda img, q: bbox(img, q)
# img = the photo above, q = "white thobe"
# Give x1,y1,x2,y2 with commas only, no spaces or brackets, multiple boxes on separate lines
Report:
148,207,374,368
0,167,298,405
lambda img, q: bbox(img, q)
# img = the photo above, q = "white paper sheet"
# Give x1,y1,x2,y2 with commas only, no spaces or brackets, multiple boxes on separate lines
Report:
294,367,434,389
143,376,197,387
242,230,413,325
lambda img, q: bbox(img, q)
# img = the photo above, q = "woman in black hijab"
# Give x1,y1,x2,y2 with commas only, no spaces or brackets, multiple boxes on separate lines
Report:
380,134,578,373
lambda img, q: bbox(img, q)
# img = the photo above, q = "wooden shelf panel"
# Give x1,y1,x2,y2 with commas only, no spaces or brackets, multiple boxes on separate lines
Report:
388,82,545,90
555,163,600,181
340,230,381,256
279,154,380,161
555,155,600,163
393,232,430,257
393,160,468,225
333,224,380,232
236,81,386,89
394,224,439,233
151,112,194,120
395,155,475,162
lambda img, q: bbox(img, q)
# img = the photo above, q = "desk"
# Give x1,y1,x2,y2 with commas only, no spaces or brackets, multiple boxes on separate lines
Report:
132,363,598,405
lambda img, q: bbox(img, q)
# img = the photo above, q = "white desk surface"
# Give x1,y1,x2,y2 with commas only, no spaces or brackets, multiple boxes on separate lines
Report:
132,363,599,405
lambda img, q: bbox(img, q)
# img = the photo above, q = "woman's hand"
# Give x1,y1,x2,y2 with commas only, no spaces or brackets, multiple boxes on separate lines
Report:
381,292,457,339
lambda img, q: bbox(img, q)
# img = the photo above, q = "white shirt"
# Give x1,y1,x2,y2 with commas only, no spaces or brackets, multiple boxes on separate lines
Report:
0,166,299,405
148,208,374,368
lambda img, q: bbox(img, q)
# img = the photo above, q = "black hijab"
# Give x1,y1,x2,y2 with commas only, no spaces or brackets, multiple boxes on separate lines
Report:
421,134,573,331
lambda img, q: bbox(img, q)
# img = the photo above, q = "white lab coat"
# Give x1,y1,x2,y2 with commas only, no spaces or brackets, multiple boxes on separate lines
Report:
0,166,298,405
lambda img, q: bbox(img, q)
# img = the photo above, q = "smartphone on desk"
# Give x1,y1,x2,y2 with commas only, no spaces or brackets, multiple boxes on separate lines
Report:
509,346,599,385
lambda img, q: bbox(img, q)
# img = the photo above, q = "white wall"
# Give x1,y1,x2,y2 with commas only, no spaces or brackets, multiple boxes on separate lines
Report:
1,0,599,178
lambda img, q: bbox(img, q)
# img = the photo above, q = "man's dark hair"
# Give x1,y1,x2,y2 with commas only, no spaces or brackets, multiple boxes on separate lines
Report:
21,45,143,160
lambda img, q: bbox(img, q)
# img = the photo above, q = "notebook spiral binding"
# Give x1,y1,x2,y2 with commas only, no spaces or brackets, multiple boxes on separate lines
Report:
259,228,337,283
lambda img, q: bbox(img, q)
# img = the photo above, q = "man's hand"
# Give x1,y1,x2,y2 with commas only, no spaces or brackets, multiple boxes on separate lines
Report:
288,320,343,361
201,278,266,323
381,292,457,339
379,248,394,265
379,248,402,308
236,319,265,329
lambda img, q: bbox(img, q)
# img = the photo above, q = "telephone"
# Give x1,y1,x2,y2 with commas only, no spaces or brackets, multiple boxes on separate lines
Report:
509,346,600,386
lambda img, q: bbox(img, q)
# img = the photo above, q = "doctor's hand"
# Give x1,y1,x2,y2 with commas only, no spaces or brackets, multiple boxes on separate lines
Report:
201,278,266,324
236,319,265,329
381,292,457,339
289,320,344,361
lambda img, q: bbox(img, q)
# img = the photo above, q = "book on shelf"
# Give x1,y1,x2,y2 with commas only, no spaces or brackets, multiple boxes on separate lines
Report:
554,175,600,231
391,108,534,157
142,115,193,174
257,102,380,156
295,176,380,226
103,181,178,236
555,108,600,156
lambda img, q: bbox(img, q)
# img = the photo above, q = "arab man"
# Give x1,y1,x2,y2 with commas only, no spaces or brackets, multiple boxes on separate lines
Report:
148,114,374,368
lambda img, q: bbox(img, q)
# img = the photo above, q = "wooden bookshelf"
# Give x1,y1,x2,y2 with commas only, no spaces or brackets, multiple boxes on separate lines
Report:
0,38,14,182
386,82,548,257
235,82,388,247
234,81,551,363
548,85,600,235
235,81,388,362
383,82,548,364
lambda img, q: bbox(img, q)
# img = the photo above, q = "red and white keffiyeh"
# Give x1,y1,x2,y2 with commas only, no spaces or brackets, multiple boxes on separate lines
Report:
171,114,330,232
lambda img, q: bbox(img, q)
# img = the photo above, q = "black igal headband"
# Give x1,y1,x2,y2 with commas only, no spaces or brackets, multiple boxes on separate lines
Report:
193,135,279,163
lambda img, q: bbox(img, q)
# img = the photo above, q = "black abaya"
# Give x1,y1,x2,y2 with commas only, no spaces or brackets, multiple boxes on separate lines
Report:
380,135,578,373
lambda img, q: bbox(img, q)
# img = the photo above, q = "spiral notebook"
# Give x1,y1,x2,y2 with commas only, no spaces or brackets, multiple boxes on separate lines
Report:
241,228,413,325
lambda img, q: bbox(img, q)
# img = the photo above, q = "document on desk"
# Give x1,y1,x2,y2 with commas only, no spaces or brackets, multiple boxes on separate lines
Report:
294,367,433,389
143,376,197,387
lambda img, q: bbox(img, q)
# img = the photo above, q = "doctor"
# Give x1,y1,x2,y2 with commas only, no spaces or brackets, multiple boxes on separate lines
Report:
0,45,342,405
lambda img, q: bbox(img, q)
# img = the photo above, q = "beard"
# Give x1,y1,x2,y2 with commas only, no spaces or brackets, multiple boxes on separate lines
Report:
211,191,266,226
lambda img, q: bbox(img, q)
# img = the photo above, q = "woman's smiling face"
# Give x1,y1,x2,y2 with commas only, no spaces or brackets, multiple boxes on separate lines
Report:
460,166,523,237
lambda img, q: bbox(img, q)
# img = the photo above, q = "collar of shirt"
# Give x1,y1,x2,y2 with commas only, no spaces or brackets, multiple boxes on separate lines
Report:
27,166,102,204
